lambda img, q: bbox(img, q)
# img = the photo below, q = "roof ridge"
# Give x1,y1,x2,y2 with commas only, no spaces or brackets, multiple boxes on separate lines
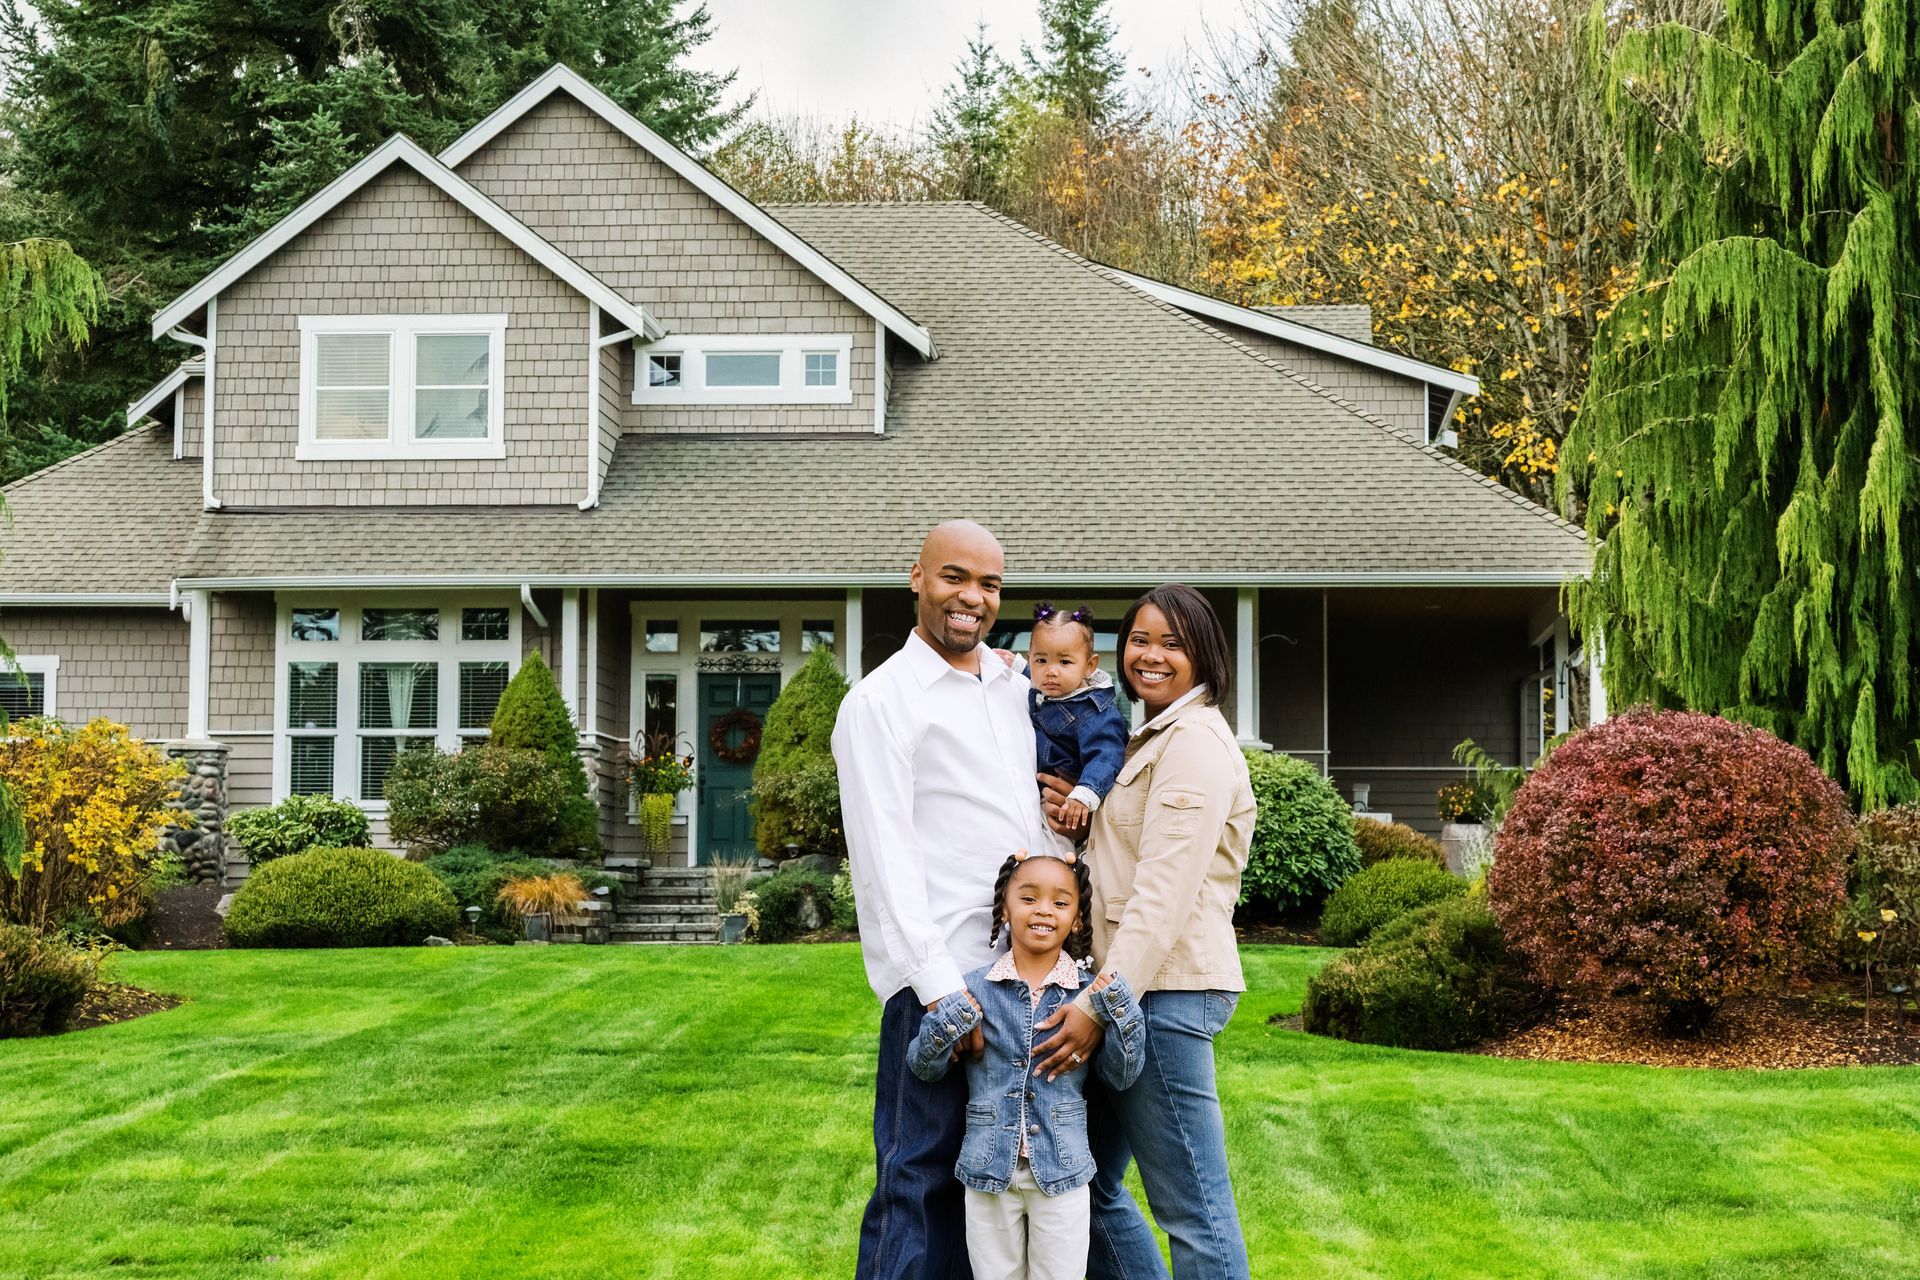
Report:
962,205,1584,541
2,422,169,496
767,200,986,209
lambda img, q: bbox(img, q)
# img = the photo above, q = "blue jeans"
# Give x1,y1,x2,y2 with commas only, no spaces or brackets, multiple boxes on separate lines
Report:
857,987,972,1280
1086,989,1248,1280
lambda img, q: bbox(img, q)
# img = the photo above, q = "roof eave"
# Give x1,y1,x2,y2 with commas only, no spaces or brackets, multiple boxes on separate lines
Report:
173,569,1586,591
1111,269,1480,397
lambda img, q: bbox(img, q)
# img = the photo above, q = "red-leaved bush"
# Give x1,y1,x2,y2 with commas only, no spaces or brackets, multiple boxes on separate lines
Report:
1486,709,1853,1031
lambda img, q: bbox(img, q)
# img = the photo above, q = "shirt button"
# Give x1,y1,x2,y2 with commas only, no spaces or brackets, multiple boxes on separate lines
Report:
1028,1123,1041,1135
945,1024,957,1033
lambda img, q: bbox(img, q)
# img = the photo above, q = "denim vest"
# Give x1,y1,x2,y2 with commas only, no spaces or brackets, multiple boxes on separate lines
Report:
907,964,1145,1196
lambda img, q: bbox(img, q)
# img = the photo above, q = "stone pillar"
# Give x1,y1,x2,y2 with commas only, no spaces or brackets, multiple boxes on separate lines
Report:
161,738,230,885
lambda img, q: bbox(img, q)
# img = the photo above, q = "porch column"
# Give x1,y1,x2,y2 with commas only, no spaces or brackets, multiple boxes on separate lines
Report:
560,588,582,725
1235,587,1265,747
584,588,600,732
186,588,211,739
1588,626,1609,726
845,587,864,682
1553,616,1571,736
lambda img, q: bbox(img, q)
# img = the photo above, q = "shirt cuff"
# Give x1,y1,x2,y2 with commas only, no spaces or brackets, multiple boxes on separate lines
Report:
1067,785,1101,812
907,955,966,1006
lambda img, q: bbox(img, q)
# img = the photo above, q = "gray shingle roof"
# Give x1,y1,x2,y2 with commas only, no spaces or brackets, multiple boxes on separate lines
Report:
4,203,1591,589
1,426,199,595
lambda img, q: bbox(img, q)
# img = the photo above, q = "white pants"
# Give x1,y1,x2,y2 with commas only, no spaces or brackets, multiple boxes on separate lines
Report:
965,1162,1091,1280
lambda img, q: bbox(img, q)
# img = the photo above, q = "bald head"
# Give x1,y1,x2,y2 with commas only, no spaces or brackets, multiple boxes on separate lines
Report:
910,519,1006,663
918,519,1005,573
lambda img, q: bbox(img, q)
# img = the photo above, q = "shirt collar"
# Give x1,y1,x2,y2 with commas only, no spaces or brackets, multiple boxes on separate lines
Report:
1140,683,1210,733
985,949,1084,991
904,628,1011,689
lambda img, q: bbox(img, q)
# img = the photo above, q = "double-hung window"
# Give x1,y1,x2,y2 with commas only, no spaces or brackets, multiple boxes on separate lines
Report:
299,315,507,459
633,334,853,406
0,656,57,721
279,602,519,805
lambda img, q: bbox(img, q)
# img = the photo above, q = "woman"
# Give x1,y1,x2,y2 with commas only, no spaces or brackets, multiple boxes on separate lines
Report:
1032,583,1254,1280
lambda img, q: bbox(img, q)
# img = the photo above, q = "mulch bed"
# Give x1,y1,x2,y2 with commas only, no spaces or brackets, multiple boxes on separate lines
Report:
66,982,183,1032
1236,922,1322,946
1472,979,1920,1069
144,882,228,950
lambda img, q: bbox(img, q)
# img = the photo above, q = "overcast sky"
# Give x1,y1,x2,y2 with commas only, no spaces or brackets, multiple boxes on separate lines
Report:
684,0,1254,129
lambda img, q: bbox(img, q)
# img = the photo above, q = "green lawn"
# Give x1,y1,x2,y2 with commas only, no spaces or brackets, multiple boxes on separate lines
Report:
1,946,1916,1279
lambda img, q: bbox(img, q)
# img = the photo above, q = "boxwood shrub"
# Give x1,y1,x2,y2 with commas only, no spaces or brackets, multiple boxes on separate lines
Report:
224,847,459,948
1319,857,1465,947
1352,817,1447,868
423,845,556,943
227,794,372,864
752,867,838,942
1302,893,1545,1050
0,923,100,1037
1241,750,1362,912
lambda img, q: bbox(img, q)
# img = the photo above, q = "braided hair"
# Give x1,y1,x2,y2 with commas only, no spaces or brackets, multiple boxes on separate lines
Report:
988,850,1095,964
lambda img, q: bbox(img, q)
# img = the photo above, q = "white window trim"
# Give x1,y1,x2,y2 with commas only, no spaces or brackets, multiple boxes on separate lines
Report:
632,334,854,407
4,655,58,718
272,596,521,810
297,314,508,461
626,600,846,863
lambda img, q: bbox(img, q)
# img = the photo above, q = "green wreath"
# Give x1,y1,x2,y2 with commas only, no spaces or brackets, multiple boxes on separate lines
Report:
709,707,763,765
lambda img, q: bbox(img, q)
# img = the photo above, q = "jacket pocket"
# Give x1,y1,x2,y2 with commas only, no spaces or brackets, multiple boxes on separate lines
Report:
1047,1098,1092,1173
957,1102,1000,1176
1104,896,1128,924
1154,785,1206,838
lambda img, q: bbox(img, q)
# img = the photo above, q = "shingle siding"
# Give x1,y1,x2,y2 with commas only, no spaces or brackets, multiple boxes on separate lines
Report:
1212,319,1429,441
0,608,188,740
209,593,275,734
456,94,877,436
178,377,204,459
212,165,590,506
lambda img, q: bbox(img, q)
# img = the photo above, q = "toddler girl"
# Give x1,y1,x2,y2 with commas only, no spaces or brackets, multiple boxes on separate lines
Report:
1028,603,1130,831
908,849,1144,1280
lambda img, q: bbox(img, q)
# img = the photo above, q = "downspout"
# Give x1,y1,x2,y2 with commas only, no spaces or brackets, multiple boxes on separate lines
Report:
167,304,221,509
579,323,638,511
520,583,549,630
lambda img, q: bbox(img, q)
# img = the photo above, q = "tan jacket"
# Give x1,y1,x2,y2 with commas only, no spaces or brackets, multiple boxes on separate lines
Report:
1074,698,1253,1017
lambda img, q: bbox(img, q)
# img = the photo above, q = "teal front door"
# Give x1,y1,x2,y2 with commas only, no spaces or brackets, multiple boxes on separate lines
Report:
697,673,779,864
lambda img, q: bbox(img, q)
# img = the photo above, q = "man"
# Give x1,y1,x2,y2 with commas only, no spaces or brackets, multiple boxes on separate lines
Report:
833,519,1053,1280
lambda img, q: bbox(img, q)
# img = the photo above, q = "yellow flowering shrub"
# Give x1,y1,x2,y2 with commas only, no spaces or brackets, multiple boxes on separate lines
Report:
0,718,184,931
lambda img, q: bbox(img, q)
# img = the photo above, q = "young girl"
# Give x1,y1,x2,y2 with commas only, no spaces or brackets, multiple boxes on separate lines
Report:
1027,603,1131,832
908,849,1145,1280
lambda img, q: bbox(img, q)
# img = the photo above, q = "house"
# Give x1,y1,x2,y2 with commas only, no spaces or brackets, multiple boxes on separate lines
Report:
0,65,1595,877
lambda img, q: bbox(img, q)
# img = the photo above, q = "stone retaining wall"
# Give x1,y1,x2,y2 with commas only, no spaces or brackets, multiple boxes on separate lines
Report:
161,738,229,884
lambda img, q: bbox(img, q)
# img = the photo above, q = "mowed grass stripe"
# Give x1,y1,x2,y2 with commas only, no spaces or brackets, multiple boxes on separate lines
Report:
0,946,1915,1278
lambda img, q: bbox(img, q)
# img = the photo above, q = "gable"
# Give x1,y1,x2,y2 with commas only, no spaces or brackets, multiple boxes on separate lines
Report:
443,68,931,355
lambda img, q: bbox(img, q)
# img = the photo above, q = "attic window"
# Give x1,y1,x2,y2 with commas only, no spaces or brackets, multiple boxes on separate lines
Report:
298,315,507,460
633,334,853,407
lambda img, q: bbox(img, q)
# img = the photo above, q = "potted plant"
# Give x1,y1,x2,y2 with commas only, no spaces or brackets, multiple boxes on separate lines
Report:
713,858,756,944
497,871,588,943
629,734,695,860
1436,782,1491,876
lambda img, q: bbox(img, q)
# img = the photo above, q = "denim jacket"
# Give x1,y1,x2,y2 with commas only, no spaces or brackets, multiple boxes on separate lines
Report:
1030,672,1130,809
907,959,1145,1196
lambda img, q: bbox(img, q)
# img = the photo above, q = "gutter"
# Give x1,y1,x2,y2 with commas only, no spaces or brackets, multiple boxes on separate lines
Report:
178,569,1588,591
0,592,175,607
167,314,222,510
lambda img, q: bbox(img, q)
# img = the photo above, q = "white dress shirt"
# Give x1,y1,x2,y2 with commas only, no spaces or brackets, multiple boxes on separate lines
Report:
832,629,1050,1003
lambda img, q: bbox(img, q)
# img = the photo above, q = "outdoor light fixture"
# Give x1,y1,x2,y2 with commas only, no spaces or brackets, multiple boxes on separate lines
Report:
464,906,481,926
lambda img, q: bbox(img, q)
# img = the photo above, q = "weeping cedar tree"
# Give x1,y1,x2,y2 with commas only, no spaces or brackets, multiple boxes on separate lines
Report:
1563,0,1920,804
0,0,743,483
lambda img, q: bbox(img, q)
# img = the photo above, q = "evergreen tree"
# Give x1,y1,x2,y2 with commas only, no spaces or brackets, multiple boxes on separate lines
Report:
1564,0,1920,803
0,0,743,484
1022,0,1128,128
931,20,1013,202
490,651,593,803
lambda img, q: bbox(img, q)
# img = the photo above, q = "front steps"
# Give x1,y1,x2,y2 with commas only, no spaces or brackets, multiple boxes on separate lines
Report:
610,866,720,944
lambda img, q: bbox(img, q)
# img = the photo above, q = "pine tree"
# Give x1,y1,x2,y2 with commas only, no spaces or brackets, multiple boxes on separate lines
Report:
1563,0,1920,804
1022,0,1128,128
931,21,1013,202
